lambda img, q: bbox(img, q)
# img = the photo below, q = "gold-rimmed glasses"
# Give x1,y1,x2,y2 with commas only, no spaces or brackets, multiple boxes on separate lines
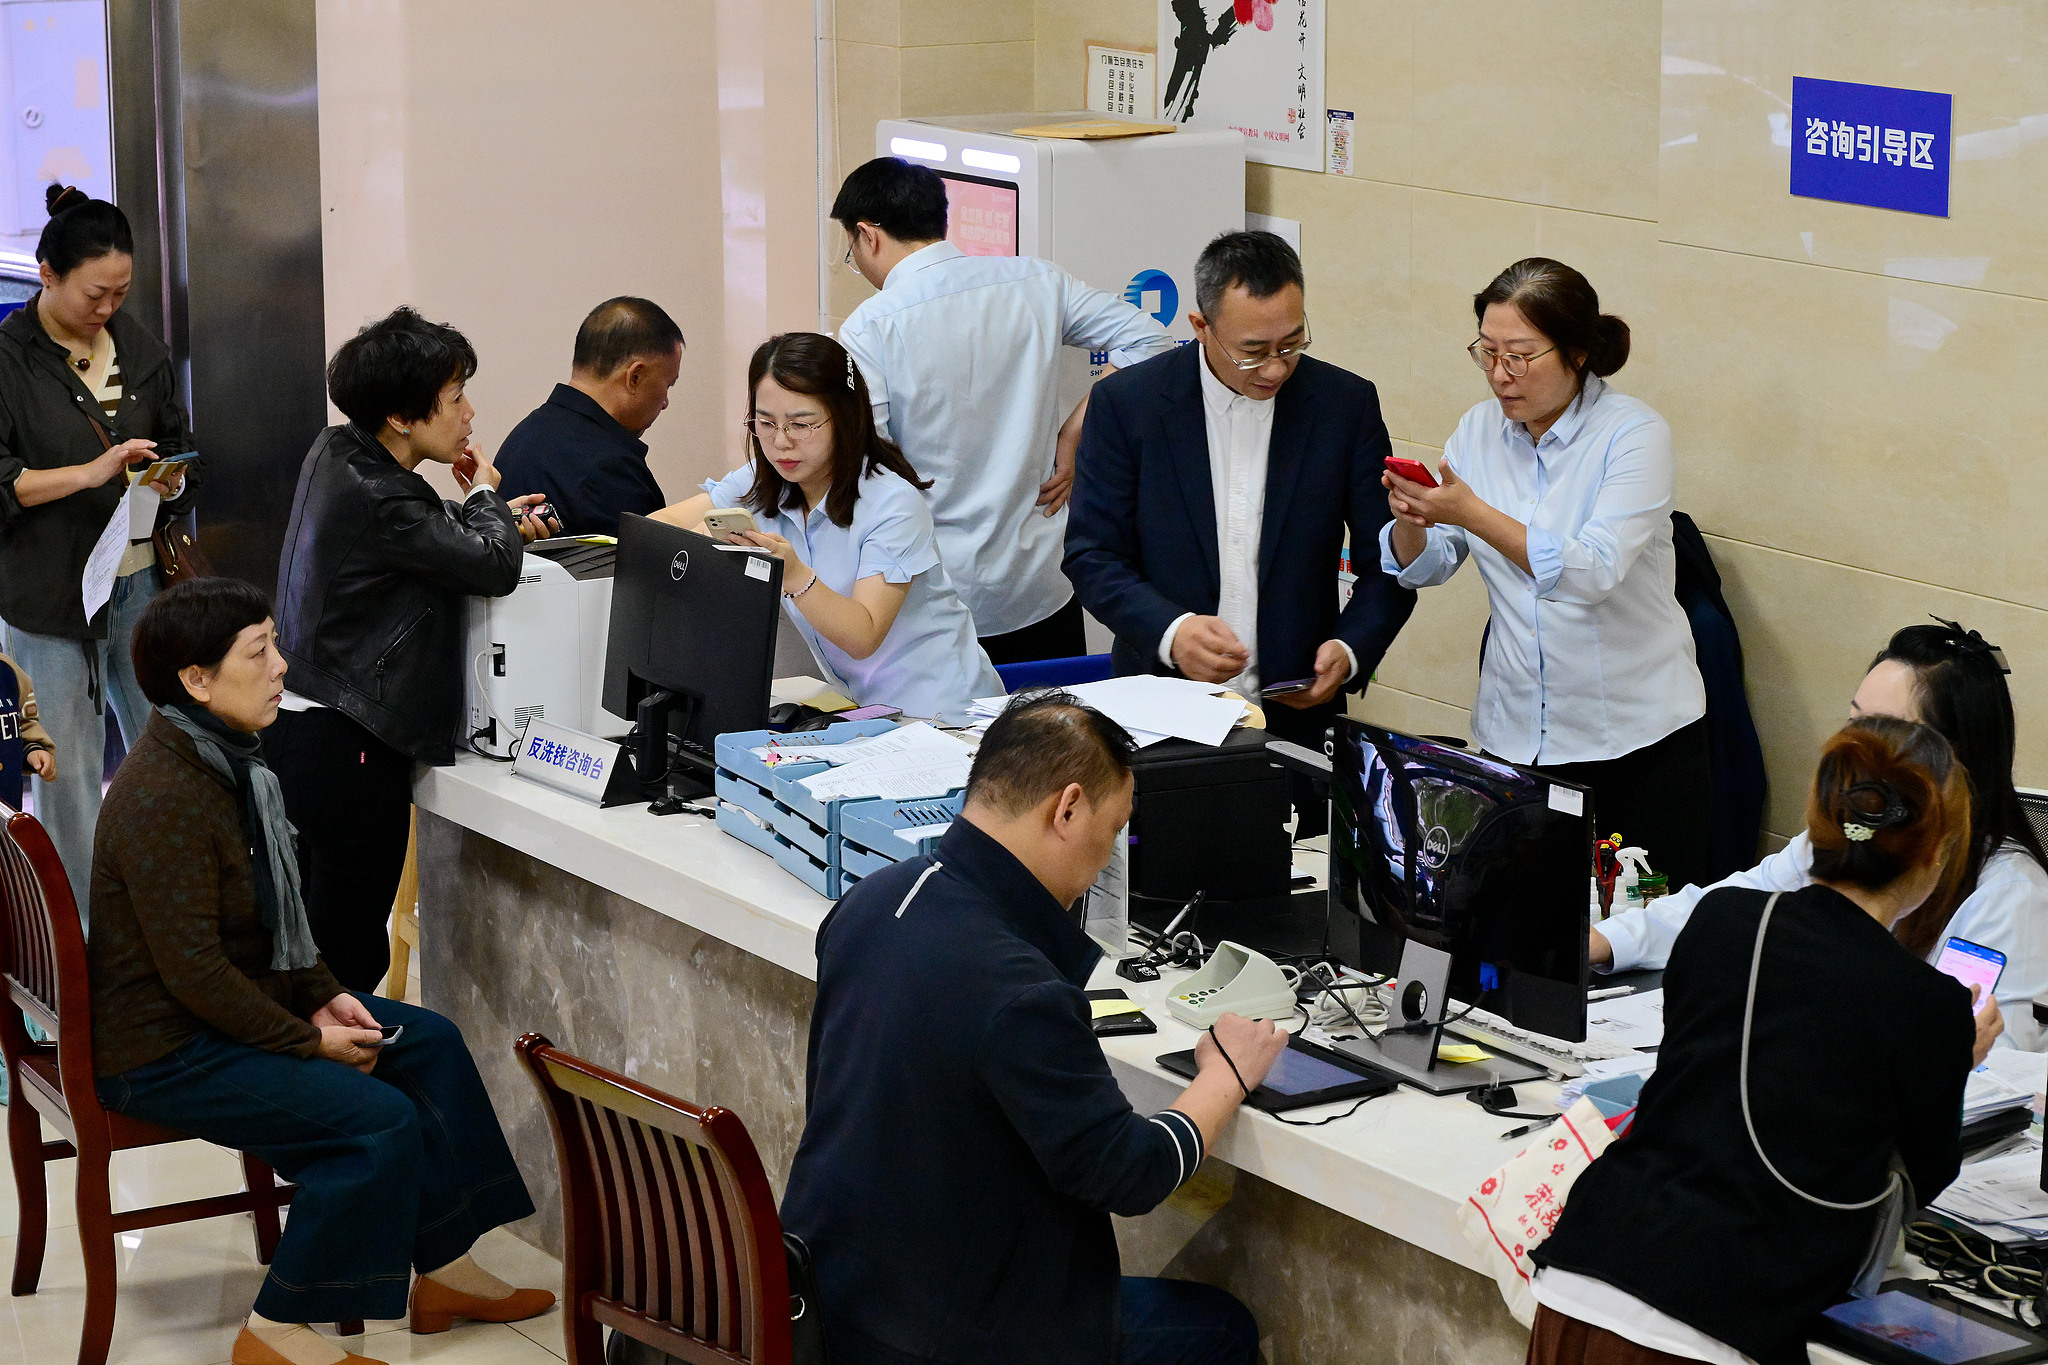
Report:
1213,318,1312,371
1467,340,1556,378
742,416,832,442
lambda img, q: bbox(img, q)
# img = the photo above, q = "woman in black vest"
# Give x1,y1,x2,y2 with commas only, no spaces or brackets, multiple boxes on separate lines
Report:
0,186,197,899
1530,716,2002,1365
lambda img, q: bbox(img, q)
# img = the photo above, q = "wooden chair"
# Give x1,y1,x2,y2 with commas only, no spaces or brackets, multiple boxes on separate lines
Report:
515,1032,796,1365
0,803,363,1364
385,808,420,1001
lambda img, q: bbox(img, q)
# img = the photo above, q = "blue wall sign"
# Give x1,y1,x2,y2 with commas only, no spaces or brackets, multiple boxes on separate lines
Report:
1790,77,1951,218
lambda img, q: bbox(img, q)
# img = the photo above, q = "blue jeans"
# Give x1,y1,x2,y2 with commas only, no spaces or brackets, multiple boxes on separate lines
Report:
95,994,534,1324
1,566,159,912
1121,1276,1260,1365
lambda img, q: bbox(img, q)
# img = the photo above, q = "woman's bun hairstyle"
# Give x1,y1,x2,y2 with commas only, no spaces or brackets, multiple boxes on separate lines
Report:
36,183,133,280
1806,716,1972,954
1472,257,1631,379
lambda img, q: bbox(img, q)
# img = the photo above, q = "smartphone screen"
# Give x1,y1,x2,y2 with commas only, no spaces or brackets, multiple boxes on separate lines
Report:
1936,937,2005,1010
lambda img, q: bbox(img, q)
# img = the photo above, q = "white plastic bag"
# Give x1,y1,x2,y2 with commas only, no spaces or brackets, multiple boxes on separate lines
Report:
1455,1097,1616,1327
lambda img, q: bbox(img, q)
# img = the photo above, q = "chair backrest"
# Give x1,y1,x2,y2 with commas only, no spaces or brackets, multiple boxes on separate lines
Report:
2016,790,2048,862
515,1032,792,1365
0,803,100,1115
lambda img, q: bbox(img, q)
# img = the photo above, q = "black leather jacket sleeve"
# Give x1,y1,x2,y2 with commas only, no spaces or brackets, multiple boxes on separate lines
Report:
370,479,524,598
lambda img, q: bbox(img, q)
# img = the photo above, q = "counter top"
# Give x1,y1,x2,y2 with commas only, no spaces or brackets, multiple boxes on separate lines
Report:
416,747,1559,1277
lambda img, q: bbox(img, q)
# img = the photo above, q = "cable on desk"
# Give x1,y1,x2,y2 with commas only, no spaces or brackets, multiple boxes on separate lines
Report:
1906,1220,2048,1328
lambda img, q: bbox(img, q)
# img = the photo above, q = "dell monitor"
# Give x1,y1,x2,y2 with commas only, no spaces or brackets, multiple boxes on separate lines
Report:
604,513,783,803
1328,719,1593,1042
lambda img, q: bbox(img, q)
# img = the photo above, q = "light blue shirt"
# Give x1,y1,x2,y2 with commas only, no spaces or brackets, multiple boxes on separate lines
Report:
1378,376,1705,765
703,463,1001,721
839,242,1175,636
1599,835,2048,1052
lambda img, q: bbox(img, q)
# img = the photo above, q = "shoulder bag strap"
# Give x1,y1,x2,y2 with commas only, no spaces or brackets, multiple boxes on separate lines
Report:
1739,890,1900,1210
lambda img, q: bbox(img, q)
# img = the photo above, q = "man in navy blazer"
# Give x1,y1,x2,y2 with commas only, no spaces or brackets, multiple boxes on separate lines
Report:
1064,231,1415,760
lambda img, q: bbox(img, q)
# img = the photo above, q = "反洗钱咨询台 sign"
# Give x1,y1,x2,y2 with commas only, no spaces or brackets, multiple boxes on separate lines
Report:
1790,76,1951,217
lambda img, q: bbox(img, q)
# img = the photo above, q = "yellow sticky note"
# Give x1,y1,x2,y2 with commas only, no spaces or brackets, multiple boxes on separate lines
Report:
1090,998,1145,1020
803,690,858,712
1436,1043,1490,1065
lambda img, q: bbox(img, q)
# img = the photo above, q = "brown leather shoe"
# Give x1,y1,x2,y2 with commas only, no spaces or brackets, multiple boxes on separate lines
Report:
231,1326,388,1365
407,1274,557,1334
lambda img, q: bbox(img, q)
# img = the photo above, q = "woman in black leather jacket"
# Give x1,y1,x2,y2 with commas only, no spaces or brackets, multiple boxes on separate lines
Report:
272,306,555,989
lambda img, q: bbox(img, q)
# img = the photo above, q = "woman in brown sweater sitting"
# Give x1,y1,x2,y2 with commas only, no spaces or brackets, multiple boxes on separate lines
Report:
88,578,553,1365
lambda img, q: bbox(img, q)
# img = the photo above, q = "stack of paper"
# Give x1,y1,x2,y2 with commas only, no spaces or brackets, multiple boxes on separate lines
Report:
794,723,976,802
967,676,1248,748
1931,1147,2048,1240
1584,989,1665,1052
1964,1067,2035,1126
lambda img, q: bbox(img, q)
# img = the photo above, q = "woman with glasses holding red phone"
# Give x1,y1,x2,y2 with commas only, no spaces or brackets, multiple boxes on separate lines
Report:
1381,258,1710,890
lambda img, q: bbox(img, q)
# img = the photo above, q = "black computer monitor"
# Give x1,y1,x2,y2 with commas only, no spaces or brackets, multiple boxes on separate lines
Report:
1327,719,1593,1042
604,513,782,802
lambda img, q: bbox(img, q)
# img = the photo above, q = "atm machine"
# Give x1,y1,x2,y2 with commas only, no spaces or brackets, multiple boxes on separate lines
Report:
872,111,1246,409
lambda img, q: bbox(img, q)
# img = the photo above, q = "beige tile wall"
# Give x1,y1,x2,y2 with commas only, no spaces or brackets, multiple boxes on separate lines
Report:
1001,0,2048,846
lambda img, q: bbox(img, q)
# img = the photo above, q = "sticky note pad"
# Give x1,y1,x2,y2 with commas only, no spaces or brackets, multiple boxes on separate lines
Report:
1090,998,1145,1020
1436,1043,1490,1065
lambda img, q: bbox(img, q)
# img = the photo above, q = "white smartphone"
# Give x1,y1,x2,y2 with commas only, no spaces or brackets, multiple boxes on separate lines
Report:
701,508,758,538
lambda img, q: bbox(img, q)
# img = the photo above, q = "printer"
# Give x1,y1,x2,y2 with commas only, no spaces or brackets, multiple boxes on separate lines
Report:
462,541,629,757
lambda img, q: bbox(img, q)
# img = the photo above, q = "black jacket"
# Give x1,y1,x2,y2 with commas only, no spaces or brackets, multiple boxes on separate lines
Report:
274,424,524,764
780,820,1204,1365
496,384,665,537
1064,346,1415,720
1535,885,1973,1364
0,296,198,638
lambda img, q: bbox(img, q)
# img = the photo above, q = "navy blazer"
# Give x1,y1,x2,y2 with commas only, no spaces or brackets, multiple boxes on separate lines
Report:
1063,345,1415,697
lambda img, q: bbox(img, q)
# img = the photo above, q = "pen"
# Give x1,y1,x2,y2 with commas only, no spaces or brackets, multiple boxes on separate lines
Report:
1586,986,1635,1001
1499,1117,1558,1142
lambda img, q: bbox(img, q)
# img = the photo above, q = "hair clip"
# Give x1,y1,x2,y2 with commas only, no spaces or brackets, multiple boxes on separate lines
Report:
1929,616,2011,675
1843,823,1876,842
1840,779,1910,842
845,353,856,391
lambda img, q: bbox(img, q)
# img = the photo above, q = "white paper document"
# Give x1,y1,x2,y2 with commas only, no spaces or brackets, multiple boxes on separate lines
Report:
1963,1067,2035,1125
968,676,1244,748
1931,1150,2048,1229
893,821,952,847
801,761,970,802
794,725,977,802
1584,989,1665,1051
80,490,132,624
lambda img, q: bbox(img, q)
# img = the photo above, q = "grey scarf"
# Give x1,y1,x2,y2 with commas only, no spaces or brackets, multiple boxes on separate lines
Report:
157,704,320,972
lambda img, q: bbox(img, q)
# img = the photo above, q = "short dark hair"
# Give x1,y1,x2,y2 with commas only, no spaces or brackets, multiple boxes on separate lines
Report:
964,691,1136,817
571,297,685,378
1473,258,1631,379
830,157,948,243
132,577,275,707
37,184,133,279
326,305,479,430
1193,230,1303,320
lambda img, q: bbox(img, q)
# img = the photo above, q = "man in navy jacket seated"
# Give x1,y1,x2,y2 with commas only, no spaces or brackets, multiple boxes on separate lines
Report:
780,692,1289,1365
1064,231,1415,774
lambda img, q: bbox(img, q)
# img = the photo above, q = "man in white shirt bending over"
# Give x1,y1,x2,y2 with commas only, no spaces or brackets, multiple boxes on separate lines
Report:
834,157,1175,665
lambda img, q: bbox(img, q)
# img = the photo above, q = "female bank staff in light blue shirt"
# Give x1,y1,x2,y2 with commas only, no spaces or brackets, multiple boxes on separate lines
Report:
1380,258,1711,890
656,332,1000,721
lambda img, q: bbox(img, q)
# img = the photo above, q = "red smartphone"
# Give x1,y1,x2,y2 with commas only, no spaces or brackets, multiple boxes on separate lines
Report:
1384,456,1439,488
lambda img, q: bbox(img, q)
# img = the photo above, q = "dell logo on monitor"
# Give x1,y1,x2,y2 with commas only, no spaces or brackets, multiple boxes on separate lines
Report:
1421,825,1452,870
670,550,690,581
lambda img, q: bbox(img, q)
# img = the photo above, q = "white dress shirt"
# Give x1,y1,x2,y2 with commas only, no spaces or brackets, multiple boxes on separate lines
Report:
1599,835,2048,1051
1157,356,1358,696
1378,375,1704,765
838,242,1173,638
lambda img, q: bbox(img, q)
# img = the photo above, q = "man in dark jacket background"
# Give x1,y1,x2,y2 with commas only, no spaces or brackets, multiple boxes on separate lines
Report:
781,692,1288,1365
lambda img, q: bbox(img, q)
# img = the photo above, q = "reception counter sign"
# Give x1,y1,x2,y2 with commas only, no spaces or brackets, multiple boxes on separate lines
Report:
1790,76,1951,217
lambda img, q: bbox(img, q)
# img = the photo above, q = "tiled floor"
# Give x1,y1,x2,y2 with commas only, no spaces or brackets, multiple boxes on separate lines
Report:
0,970,570,1364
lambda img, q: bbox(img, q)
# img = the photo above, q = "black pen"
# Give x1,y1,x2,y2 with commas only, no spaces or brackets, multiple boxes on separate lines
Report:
1499,1116,1558,1142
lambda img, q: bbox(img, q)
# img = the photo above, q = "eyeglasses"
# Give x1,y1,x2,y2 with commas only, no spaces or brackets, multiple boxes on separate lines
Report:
842,240,863,277
743,416,832,441
1468,341,1556,378
1211,319,1312,371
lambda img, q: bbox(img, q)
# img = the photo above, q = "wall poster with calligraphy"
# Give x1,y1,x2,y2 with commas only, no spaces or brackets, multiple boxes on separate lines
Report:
1158,0,1326,172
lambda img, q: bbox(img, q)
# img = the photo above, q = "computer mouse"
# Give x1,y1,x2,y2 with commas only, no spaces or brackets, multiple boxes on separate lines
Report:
768,702,830,731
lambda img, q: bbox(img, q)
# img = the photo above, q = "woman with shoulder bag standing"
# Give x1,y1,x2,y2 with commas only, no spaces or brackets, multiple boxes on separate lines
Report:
0,185,199,900
272,306,556,991
1529,717,2000,1365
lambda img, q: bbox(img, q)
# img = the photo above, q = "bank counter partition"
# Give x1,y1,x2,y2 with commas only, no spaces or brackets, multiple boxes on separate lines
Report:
411,696,1882,1365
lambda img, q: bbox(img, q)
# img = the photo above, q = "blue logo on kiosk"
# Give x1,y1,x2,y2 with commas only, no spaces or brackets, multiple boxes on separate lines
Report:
1123,269,1178,326
1790,76,1951,218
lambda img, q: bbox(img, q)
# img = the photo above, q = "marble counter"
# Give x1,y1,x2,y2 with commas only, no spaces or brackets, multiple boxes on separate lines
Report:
415,751,1532,1364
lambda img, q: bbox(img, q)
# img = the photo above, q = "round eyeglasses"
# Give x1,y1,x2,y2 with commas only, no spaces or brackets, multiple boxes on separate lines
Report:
742,416,831,441
1213,319,1313,372
1468,341,1556,378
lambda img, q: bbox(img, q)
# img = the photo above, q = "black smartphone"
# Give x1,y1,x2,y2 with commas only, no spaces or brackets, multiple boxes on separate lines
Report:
363,1025,404,1048
1263,677,1316,696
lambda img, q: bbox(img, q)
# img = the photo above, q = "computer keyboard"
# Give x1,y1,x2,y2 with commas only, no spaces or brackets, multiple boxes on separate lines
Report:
1444,1007,1640,1078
